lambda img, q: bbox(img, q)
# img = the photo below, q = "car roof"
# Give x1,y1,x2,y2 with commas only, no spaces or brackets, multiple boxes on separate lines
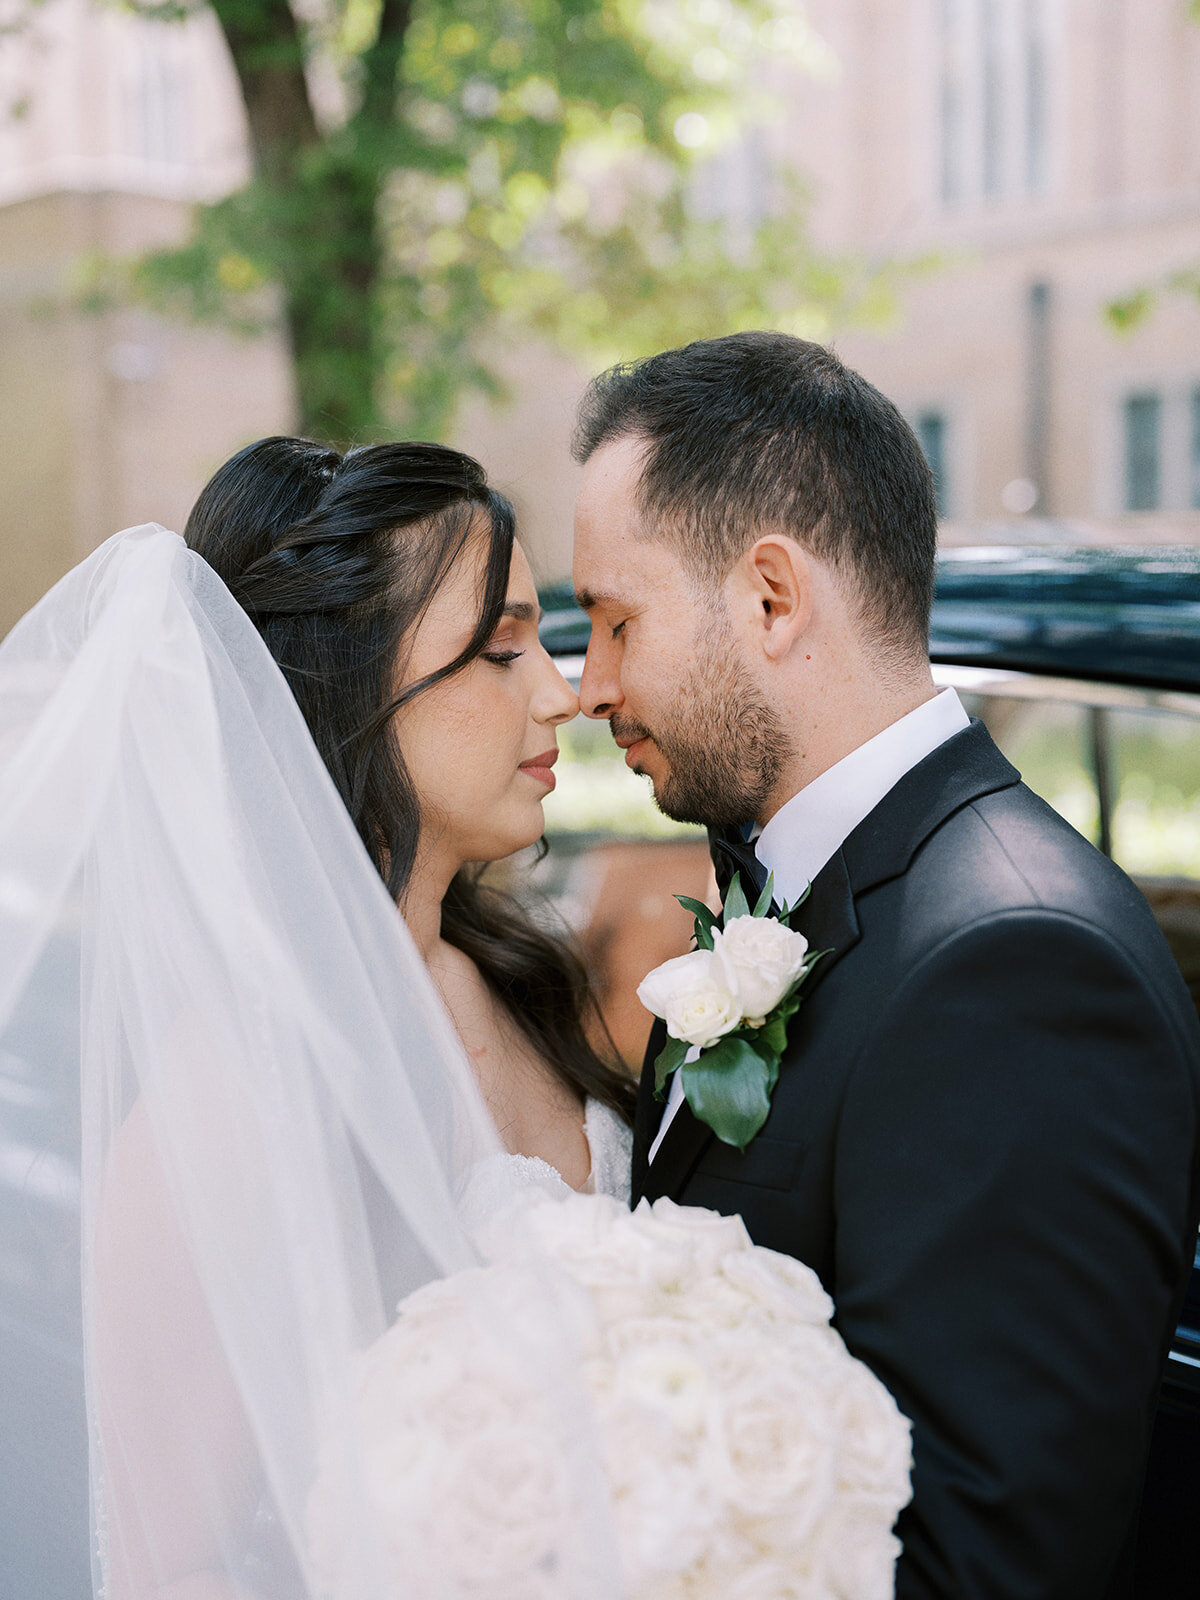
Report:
540,547,1200,695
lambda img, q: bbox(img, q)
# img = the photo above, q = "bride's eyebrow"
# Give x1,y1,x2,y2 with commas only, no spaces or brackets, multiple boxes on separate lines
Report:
499,601,540,623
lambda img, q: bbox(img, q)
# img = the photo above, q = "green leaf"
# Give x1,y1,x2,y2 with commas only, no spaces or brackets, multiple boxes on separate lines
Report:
675,894,716,952
752,872,776,917
723,871,750,922
680,1034,777,1150
653,1034,691,1098
756,1011,791,1056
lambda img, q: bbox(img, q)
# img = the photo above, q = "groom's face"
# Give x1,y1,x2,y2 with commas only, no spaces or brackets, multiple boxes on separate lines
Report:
573,436,788,829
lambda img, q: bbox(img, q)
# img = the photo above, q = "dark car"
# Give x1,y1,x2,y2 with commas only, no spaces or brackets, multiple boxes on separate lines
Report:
3,546,1199,1597
540,544,1200,1598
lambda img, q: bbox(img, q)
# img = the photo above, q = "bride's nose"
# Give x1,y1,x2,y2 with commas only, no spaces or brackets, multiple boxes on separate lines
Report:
533,650,580,726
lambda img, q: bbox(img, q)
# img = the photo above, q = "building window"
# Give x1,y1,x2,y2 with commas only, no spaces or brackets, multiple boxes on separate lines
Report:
916,410,950,517
937,0,966,203
936,0,1052,207
1123,393,1161,512
127,30,187,168
1023,0,1048,191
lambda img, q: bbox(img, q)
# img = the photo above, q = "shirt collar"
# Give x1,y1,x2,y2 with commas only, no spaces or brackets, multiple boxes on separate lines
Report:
754,689,970,911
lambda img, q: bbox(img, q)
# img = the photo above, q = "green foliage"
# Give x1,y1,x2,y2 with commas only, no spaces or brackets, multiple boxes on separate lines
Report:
653,1034,691,1097
99,0,888,441
1106,268,1200,335
675,894,717,950
680,1033,778,1151
722,870,751,921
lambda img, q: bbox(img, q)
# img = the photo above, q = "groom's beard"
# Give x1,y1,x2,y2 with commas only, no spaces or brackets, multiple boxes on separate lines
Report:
613,642,792,831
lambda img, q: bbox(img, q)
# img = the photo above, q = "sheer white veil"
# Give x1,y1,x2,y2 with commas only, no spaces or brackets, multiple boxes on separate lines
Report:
0,525,620,1599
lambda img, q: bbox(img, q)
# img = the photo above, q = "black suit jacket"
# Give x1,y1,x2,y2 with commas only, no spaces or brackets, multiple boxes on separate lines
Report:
633,721,1200,1600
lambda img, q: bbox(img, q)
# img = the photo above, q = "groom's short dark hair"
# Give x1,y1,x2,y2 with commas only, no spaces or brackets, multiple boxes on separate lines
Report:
572,332,938,655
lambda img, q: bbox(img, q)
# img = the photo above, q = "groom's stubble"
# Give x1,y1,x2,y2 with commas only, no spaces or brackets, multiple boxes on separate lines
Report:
612,608,792,831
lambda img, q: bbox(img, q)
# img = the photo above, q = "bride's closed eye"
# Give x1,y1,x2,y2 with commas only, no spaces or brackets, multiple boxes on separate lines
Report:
482,647,524,667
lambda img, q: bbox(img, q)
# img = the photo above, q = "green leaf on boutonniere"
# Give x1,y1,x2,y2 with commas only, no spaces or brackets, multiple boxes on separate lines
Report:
752,873,776,918
674,895,717,952
723,871,751,922
681,1034,778,1151
653,1033,691,1098
756,1009,793,1058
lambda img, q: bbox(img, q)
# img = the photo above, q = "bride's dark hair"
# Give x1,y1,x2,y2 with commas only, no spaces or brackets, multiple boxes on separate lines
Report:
185,436,634,1123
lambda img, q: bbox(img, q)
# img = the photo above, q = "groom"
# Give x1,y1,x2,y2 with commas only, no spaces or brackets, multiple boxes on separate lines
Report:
570,333,1200,1599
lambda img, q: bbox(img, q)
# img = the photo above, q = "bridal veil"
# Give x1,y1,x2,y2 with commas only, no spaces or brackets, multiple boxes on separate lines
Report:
0,526,621,1598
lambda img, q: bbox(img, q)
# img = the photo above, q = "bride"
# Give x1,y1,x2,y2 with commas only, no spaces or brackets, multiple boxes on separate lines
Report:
0,438,909,1600
181,435,635,1197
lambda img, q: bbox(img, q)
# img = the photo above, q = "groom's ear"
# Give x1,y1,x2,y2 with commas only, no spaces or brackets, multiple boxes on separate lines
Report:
733,536,814,662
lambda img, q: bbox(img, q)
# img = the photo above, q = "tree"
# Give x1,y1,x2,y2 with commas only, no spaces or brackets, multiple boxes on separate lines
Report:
97,0,885,442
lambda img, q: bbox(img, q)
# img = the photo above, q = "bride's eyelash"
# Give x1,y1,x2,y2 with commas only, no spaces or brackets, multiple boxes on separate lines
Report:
482,649,523,667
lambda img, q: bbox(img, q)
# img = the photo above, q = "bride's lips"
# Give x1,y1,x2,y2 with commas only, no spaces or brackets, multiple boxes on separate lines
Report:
519,748,559,791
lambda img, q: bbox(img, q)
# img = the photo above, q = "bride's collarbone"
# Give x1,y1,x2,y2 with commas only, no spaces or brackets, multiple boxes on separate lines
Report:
431,944,592,1189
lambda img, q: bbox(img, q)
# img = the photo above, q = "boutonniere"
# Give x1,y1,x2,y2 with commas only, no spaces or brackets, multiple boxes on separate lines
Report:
636,873,829,1152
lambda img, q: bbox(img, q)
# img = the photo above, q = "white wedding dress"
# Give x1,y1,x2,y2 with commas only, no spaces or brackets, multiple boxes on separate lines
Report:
457,1100,632,1236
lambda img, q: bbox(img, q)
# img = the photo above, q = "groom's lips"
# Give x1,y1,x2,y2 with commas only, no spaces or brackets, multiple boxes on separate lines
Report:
614,732,652,768
519,748,559,791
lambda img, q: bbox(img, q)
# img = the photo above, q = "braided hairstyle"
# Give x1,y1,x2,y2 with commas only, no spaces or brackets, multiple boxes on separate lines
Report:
184,436,635,1124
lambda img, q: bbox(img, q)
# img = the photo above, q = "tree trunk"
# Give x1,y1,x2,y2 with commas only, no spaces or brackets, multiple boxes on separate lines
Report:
284,161,385,442
208,0,412,442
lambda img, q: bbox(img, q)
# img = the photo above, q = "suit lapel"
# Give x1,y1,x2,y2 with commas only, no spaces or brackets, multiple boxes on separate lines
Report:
631,1017,667,1202
786,847,861,999
840,719,1020,895
635,854,860,1205
639,1089,714,1203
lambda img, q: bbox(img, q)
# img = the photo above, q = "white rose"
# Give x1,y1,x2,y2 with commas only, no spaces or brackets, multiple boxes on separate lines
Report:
712,915,809,1024
711,1360,839,1526
719,1246,834,1326
637,948,744,1047
819,1506,904,1600
634,1198,753,1277
834,1359,914,1503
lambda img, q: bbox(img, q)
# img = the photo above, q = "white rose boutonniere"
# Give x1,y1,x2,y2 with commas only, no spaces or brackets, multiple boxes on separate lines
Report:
636,949,743,1049
636,873,829,1151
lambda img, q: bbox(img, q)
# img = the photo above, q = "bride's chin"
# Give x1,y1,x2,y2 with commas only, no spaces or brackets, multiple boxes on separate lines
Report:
469,814,547,866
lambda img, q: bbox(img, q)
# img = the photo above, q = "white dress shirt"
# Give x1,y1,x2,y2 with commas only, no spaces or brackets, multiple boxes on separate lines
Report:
647,689,970,1164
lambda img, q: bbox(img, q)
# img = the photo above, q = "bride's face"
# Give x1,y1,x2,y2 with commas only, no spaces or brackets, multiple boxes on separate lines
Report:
396,532,578,869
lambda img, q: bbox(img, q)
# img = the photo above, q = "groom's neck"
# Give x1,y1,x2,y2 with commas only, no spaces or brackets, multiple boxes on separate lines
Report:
756,666,938,827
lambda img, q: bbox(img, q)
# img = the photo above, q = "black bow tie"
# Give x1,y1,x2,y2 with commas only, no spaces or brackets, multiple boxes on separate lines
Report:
710,828,769,903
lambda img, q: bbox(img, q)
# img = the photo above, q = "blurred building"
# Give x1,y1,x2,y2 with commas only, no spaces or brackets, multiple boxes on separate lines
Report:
2,0,1199,635
0,0,294,637
804,0,1200,544
462,0,1200,566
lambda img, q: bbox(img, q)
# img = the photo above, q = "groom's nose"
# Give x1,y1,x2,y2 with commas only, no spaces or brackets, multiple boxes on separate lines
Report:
579,636,622,720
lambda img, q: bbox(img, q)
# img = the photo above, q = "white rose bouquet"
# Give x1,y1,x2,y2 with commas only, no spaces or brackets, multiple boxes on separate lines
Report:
308,1193,912,1600
636,874,827,1150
